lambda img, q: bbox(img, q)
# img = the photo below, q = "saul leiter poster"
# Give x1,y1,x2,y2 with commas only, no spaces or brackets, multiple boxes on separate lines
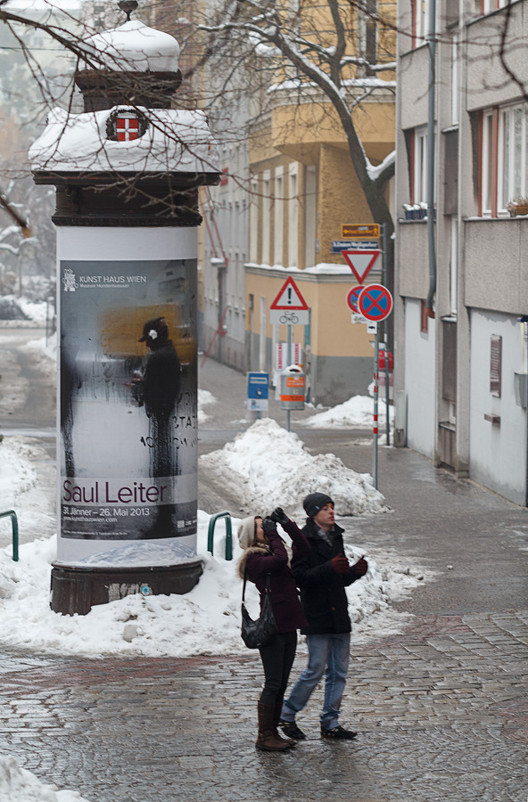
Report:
59,258,197,553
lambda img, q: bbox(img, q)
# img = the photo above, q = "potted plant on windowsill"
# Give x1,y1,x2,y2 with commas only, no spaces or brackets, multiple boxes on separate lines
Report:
507,197,528,217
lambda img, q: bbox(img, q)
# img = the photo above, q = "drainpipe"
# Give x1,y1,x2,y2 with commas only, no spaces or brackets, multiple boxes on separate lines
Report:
426,0,437,315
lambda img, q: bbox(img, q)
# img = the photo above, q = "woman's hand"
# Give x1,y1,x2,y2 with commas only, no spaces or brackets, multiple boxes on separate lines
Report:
270,507,289,525
262,517,276,535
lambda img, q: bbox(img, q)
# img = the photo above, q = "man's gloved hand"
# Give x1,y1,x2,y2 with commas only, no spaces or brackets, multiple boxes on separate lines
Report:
270,507,289,525
352,557,368,577
331,554,350,574
262,517,276,535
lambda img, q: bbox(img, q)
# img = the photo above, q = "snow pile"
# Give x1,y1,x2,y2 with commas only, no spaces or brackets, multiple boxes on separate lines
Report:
304,394,394,428
198,388,216,423
16,298,50,326
200,417,389,516
0,509,424,657
0,438,55,543
0,755,90,802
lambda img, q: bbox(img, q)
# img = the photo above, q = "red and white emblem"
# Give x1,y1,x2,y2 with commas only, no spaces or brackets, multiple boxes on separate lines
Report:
115,113,140,141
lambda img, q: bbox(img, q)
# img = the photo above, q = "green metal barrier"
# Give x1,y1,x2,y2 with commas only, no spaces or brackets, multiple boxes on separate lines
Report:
0,510,19,562
207,511,233,561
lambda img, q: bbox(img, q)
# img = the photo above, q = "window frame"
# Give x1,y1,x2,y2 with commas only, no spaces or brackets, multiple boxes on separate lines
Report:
412,125,428,205
481,0,510,14
480,102,528,217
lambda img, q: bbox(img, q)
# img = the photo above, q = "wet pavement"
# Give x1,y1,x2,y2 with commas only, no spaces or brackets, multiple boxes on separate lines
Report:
0,348,527,800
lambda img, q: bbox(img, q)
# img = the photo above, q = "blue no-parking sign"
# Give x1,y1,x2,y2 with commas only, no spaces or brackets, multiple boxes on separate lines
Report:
346,285,365,312
357,284,393,322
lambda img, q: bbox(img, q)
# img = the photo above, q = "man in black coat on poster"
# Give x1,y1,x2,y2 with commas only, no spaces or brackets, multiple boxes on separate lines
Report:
136,316,181,537
138,315,181,478
277,493,368,740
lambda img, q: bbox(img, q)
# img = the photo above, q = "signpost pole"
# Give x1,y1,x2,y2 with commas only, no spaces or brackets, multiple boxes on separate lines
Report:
381,222,390,445
373,326,379,489
286,324,293,431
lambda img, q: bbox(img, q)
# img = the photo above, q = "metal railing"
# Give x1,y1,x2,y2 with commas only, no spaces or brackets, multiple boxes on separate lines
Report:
0,510,19,561
207,511,233,561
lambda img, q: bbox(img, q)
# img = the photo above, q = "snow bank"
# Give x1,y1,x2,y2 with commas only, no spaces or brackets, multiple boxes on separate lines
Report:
0,507,425,657
0,376,428,660
197,388,216,423
303,394,394,428
0,755,90,802
200,417,389,515
0,438,55,544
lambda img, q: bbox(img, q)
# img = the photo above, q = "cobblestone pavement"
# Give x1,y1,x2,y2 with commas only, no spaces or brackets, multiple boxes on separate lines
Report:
1,352,527,801
0,609,526,801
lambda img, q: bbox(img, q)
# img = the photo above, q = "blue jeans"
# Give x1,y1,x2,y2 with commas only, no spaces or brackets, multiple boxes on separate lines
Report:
281,633,351,730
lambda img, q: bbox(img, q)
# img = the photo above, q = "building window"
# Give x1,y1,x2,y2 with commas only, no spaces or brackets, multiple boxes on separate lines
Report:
449,218,458,316
413,0,430,46
480,103,528,216
262,171,271,265
304,165,317,268
357,0,377,71
274,168,284,266
249,178,259,263
412,126,429,204
288,164,299,267
481,0,509,14
490,335,502,397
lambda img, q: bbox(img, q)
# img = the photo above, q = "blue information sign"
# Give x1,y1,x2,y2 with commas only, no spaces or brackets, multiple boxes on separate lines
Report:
332,240,380,253
247,372,269,412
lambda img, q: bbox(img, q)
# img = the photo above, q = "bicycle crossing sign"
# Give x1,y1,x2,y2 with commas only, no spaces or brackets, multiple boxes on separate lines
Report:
269,277,309,325
357,284,393,322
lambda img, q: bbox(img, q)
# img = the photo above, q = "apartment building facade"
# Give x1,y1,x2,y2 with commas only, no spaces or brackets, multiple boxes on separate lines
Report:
394,0,528,503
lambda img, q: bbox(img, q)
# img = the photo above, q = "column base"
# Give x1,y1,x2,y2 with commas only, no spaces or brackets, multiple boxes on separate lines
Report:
50,560,203,616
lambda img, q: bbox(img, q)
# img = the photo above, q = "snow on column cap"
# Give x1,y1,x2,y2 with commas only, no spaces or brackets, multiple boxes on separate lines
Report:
28,106,219,174
81,19,181,73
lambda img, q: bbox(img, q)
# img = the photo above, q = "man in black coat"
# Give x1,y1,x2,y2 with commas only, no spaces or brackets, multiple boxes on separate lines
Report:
278,492,368,740
135,316,181,538
138,316,181,479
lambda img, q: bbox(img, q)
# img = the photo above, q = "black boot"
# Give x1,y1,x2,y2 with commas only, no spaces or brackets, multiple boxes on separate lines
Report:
273,699,296,747
279,718,306,740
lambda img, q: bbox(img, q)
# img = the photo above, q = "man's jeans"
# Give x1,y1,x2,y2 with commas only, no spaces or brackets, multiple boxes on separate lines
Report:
281,633,351,730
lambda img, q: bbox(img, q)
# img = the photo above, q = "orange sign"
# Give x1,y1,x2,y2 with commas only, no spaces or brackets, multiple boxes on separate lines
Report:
341,223,380,239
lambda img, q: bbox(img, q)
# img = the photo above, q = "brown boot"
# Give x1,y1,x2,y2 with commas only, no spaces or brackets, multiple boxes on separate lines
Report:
256,702,292,752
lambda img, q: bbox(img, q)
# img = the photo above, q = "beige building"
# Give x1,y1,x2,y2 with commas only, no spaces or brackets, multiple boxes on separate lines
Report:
243,4,396,404
199,0,396,403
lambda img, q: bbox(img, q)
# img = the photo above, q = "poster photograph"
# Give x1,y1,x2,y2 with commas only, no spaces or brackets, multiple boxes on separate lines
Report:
59,258,198,546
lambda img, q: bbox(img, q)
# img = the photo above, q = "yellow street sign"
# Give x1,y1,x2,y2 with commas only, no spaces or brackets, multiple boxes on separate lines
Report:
342,223,380,239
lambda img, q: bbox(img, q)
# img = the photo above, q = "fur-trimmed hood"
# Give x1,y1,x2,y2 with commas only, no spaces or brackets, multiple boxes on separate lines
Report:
237,544,271,579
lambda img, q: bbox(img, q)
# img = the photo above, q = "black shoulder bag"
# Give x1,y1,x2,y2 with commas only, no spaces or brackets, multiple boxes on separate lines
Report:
241,570,277,649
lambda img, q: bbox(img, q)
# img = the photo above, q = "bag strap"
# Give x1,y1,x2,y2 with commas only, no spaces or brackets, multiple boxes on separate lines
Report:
242,568,271,603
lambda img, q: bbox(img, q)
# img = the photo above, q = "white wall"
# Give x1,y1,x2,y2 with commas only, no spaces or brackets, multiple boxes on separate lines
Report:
404,298,436,458
469,310,527,504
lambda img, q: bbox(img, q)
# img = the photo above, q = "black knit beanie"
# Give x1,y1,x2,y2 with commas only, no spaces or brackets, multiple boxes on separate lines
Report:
303,492,334,519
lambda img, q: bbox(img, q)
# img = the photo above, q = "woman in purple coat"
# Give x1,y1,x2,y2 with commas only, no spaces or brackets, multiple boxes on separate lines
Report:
238,508,310,752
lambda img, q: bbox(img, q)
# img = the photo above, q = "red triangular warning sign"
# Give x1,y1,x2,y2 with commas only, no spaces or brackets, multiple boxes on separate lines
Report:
342,250,381,284
270,277,309,310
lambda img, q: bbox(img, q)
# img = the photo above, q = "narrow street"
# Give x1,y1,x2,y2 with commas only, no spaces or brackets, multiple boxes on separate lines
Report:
0,336,526,801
